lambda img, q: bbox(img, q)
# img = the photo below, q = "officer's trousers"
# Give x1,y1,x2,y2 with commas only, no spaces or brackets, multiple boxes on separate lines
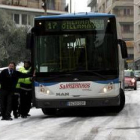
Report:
19,89,32,116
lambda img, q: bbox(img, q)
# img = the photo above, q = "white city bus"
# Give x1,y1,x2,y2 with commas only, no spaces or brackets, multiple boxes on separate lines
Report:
27,12,127,115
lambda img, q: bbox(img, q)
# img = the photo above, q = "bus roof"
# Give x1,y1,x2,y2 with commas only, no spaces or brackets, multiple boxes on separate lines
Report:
35,12,115,20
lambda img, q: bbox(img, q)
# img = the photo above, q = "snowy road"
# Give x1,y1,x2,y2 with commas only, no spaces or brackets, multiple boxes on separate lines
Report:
1,83,140,140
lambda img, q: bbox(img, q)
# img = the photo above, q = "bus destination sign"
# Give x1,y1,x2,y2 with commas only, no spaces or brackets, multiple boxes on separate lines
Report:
45,19,104,31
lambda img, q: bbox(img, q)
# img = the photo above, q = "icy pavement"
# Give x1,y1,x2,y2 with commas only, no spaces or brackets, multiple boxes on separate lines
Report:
0,84,140,140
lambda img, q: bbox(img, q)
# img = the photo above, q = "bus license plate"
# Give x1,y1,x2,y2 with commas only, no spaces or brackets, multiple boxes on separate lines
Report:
67,101,86,106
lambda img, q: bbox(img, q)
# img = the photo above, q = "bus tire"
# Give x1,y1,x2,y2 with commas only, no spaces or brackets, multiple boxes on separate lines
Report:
114,89,125,113
42,108,56,116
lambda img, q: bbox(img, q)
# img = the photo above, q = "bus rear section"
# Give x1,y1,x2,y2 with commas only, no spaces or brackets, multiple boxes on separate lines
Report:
28,13,127,115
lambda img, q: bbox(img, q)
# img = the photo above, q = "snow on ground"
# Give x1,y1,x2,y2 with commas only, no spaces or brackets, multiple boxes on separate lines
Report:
0,82,140,140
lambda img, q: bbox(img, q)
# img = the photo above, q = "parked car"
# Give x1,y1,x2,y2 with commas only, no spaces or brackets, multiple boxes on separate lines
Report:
124,70,137,90
134,70,140,81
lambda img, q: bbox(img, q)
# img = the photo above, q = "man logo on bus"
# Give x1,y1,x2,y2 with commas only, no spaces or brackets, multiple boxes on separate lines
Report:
56,93,69,96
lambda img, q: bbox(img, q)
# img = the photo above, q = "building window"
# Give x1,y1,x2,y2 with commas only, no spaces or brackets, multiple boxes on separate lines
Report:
13,13,33,26
47,0,55,10
123,8,133,16
28,15,33,26
28,15,35,26
14,14,19,24
139,6,140,14
106,0,111,8
124,9,130,16
22,14,27,25
121,24,133,33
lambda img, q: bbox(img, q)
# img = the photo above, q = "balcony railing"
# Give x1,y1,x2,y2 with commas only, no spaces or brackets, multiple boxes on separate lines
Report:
113,0,133,2
87,0,97,7
1,0,67,12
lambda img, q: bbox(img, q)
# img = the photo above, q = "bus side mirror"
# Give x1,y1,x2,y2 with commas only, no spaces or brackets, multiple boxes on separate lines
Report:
118,39,128,59
26,33,34,49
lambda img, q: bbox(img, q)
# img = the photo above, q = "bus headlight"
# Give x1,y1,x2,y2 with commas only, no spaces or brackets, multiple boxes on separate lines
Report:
46,89,50,94
39,84,52,95
103,88,107,93
102,82,114,93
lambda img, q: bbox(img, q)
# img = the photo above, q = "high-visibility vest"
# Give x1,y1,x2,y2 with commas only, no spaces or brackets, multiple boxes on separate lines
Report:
16,67,31,89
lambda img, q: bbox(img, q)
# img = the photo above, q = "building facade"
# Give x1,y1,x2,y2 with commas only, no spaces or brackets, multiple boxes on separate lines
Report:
87,0,98,12
134,0,140,69
88,0,134,69
0,0,68,27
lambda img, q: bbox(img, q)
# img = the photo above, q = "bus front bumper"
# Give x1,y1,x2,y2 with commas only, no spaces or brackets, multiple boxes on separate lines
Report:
34,95,121,108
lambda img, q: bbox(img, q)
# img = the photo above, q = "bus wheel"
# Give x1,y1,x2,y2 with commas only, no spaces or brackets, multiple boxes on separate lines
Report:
42,108,56,116
114,89,125,113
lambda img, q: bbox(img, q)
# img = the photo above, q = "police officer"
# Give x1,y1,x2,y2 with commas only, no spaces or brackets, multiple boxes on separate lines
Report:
18,61,32,118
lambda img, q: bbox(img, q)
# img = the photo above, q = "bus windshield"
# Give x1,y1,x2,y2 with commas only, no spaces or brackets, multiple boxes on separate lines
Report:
34,17,118,74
